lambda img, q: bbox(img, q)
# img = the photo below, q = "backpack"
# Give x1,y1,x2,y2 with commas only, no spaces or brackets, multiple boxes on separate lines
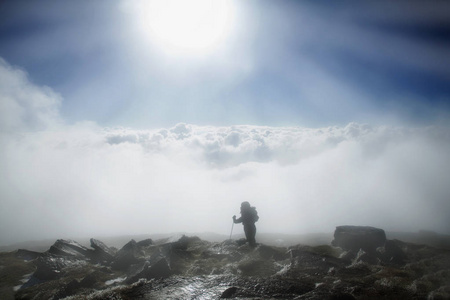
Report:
251,207,259,223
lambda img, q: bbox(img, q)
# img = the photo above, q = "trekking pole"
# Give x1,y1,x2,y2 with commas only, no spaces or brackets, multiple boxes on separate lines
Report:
229,221,234,240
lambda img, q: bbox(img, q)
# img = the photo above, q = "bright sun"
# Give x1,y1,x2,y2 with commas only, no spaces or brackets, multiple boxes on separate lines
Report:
141,0,234,53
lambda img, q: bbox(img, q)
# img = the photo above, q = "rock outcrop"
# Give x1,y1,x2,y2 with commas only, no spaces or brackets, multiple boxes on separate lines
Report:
15,249,41,261
126,257,172,283
33,253,68,281
332,225,386,253
48,239,91,258
90,238,116,263
112,239,143,271
331,225,411,267
5,229,449,300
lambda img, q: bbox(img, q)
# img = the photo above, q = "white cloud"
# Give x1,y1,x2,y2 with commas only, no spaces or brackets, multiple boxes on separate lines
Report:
1,58,449,246
0,58,62,132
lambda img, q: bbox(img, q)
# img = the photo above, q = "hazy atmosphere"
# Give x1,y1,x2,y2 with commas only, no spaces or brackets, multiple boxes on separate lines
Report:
1,0,450,246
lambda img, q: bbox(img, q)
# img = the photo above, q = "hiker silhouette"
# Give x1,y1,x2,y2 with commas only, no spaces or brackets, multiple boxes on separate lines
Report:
233,201,259,247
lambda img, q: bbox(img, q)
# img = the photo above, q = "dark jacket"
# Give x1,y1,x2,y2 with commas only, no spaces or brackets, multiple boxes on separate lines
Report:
234,206,259,225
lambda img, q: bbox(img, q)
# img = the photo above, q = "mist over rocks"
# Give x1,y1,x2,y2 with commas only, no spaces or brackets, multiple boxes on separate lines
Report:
1,228,449,299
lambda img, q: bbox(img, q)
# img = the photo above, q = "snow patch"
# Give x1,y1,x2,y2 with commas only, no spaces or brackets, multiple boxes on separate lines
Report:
105,276,127,286
13,272,33,291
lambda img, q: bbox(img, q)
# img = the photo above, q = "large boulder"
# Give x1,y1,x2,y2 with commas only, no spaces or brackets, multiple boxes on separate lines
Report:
332,226,386,253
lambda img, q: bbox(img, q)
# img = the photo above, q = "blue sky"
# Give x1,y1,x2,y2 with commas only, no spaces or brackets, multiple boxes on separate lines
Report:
1,0,449,128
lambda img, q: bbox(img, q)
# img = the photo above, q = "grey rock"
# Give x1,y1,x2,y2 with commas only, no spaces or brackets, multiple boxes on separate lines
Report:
137,238,153,247
90,238,115,262
172,235,201,250
377,239,407,265
339,250,356,263
33,253,67,281
353,249,380,265
48,239,91,258
112,239,142,271
332,226,386,253
255,244,289,261
221,286,238,298
126,258,171,283
15,249,41,261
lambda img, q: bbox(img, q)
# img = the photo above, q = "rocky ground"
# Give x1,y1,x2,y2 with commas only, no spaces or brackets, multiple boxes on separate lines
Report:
1,227,449,299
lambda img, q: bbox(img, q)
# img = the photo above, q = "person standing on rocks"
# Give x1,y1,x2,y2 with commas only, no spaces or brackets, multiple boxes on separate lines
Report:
233,201,259,247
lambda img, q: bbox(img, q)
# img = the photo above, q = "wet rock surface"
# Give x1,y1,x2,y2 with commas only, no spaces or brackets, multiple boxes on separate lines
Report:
0,227,449,299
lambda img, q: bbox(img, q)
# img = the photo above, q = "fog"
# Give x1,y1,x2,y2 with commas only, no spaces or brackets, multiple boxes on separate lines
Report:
1,58,450,247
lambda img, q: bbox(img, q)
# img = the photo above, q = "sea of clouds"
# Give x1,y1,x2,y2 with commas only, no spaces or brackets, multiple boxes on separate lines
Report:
1,58,450,246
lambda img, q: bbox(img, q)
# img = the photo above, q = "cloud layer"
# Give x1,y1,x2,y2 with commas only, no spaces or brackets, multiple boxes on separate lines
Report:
1,59,450,246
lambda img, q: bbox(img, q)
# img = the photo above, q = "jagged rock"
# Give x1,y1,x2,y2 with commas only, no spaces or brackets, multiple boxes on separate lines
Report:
172,235,201,250
332,226,386,253
353,249,380,265
288,246,346,277
9,234,450,300
137,238,153,247
48,239,91,258
119,239,141,254
148,236,205,273
112,239,142,271
54,274,97,300
90,238,115,262
15,249,41,261
339,250,356,263
126,258,171,283
33,253,67,280
382,239,407,265
143,257,171,278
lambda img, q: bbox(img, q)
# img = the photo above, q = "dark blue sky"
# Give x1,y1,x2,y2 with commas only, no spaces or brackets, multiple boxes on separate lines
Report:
1,0,449,128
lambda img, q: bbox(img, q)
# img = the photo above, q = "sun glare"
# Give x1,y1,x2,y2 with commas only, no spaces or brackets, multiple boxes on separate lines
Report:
141,0,234,53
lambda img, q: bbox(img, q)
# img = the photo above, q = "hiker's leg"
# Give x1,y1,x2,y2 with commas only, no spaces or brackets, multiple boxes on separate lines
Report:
244,225,251,243
246,224,256,247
